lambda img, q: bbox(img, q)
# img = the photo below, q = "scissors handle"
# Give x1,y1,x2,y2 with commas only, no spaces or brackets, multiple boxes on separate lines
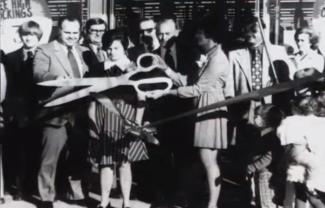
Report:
132,77,172,95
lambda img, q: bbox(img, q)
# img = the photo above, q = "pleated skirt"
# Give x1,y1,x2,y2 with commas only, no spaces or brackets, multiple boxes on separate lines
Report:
89,100,148,167
194,92,228,149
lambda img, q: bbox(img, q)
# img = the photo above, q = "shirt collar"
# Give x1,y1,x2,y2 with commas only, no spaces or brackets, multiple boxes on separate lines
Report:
23,48,36,60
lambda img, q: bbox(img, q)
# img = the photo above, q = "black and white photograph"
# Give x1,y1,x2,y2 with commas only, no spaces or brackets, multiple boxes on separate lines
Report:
1,0,325,208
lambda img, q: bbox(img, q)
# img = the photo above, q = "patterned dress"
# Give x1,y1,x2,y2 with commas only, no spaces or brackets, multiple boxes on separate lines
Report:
89,65,148,167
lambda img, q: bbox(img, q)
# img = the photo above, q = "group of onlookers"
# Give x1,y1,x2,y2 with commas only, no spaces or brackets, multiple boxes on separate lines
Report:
0,11,325,208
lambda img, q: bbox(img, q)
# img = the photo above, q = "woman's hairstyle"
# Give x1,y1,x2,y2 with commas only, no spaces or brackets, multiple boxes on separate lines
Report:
102,29,129,51
291,95,317,116
195,15,226,43
254,104,284,128
312,92,325,117
294,27,319,50
18,20,43,40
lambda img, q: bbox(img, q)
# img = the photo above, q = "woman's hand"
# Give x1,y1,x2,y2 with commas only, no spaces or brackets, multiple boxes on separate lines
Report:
155,55,170,72
145,90,167,99
145,89,177,99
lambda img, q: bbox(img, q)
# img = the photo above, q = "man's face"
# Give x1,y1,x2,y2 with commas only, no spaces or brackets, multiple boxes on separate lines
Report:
139,20,156,39
88,24,106,45
157,20,176,47
195,30,210,52
21,34,39,49
59,20,80,47
244,23,263,47
296,33,311,53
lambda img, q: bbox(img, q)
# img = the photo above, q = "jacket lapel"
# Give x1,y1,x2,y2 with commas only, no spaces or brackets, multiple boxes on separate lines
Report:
75,45,88,75
262,45,274,87
237,49,252,90
52,40,73,77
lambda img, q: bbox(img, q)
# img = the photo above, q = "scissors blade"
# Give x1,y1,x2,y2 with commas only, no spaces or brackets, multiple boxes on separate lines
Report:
44,87,92,107
38,78,112,87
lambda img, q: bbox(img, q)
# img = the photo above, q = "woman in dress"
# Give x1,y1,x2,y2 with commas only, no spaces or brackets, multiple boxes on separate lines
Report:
89,30,148,208
293,27,324,73
149,19,234,208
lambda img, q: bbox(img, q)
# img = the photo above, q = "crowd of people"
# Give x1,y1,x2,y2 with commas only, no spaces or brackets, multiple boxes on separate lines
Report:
0,11,325,208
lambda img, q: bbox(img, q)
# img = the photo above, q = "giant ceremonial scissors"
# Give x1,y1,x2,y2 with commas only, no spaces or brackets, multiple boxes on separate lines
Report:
38,53,173,107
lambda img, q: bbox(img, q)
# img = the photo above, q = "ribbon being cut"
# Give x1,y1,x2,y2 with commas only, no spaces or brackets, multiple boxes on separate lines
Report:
38,53,325,145
38,53,173,145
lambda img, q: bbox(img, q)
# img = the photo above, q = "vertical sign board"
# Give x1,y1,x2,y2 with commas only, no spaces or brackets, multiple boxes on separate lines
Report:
312,0,325,55
0,0,52,53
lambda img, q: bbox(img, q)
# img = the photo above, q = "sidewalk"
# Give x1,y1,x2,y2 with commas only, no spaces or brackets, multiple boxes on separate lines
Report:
0,194,150,208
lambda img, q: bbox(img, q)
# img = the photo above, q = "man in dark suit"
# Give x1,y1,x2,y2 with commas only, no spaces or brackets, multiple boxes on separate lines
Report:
147,17,197,208
139,17,160,53
3,20,42,200
128,17,161,62
82,18,107,77
33,17,88,208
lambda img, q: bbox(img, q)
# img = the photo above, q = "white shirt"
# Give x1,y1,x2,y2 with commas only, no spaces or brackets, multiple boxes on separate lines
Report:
277,115,325,191
294,50,325,73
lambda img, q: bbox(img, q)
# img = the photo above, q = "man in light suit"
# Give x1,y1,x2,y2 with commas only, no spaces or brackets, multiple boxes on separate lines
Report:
33,16,88,208
228,16,296,124
228,17,296,205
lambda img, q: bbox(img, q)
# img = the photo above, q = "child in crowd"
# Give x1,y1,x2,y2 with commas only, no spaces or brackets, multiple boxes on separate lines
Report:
246,104,285,208
277,94,325,208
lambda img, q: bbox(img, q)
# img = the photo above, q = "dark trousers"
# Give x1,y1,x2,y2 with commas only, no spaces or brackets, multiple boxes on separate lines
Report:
3,123,39,195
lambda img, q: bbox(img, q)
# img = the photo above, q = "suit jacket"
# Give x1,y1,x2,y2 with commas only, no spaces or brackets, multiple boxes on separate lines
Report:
155,37,198,76
82,43,107,77
228,44,297,123
33,40,89,126
3,48,36,125
151,37,198,119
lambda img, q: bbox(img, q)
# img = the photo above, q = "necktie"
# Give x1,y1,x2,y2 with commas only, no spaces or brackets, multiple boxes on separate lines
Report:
25,51,34,68
164,48,175,70
96,47,105,62
251,48,262,91
67,47,81,78
27,51,33,60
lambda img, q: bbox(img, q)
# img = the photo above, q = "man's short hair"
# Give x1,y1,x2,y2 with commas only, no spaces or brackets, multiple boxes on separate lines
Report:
139,17,155,25
157,16,177,29
196,15,226,43
58,16,81,29
242,16,266,34
85,18,107,32
18,20,43,40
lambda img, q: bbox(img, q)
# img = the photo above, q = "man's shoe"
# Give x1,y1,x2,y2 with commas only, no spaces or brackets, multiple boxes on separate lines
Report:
65,199,87,206
0,198,5,204
96,203,112,208
13,193,23,201
39,201,54,208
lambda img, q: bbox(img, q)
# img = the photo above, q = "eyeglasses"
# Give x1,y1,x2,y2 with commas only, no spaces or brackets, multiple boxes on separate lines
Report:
89,29,105,34
140,28,155,34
